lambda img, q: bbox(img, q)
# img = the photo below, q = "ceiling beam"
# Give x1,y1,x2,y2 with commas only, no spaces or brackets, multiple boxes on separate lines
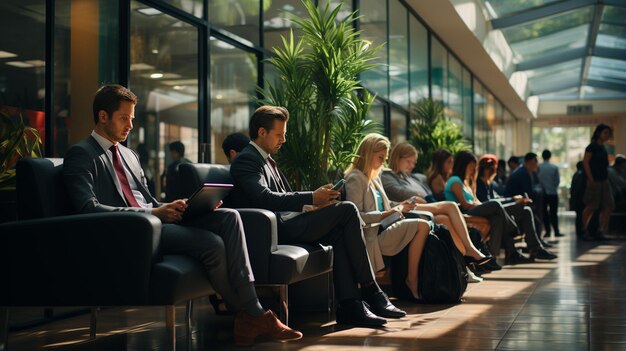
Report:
587,79,626,92
491,0,596,29
516,48,586,71
531,81,580,95
580,4,603,99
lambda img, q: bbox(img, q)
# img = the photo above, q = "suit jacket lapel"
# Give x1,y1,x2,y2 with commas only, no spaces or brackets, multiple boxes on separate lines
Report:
247,145,286,193
118,144,159,206
87,137,125,202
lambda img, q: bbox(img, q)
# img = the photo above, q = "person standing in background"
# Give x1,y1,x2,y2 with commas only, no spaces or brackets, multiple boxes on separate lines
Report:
581,124,614,240
538,149,562,238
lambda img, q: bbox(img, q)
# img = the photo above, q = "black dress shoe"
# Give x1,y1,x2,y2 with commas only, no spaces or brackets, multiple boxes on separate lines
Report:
336,300,387,327
484,258,502,271
554,233,565,237
363,291,406,318
540,239,555,248
505,250,534,265
529,247,557,260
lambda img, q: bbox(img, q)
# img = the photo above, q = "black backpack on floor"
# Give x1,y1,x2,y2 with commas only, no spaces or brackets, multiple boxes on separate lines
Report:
419,224,468,303
391,224,468,303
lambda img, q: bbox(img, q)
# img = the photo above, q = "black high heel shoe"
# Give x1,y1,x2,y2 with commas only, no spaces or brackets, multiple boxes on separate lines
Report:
209,294,231,315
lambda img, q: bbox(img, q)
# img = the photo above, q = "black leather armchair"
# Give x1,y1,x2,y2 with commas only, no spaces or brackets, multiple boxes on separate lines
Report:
0,158,212,351
179,163,334,324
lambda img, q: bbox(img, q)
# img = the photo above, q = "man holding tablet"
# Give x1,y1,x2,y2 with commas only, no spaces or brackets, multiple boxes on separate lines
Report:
226,105,406,327
63,85,301,346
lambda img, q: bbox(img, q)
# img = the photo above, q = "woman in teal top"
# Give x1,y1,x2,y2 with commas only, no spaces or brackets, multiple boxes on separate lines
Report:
444,175,474,203
445,151,533,265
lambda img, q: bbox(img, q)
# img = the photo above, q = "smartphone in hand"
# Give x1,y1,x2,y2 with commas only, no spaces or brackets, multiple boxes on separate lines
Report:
331,179,346,191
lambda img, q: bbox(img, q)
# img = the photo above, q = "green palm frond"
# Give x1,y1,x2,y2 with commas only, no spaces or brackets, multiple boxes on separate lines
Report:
0,110,43,190
409,98,470,173
259,0,382,189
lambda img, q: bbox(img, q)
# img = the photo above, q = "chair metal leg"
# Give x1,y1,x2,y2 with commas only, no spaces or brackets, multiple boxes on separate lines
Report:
278,285,289,326
165,305,176,351
185,301,193,351
0,307,8,351
89,307,99,340
327,271,335,322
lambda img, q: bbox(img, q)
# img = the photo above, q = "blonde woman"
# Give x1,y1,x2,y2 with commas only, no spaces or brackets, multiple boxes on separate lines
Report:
345,134,432,300
381,142,493,267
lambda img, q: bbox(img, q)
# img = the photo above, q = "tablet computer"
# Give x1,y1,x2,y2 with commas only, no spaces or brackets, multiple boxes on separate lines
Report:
184,183,234,219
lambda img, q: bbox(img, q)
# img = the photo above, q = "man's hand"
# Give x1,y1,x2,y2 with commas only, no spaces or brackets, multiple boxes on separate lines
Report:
397,201,414,213
153,199,187,223
312,184,341,205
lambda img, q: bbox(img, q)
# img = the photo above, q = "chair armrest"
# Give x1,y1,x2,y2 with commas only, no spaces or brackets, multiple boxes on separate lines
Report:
236,208,277,283
0,212,162,306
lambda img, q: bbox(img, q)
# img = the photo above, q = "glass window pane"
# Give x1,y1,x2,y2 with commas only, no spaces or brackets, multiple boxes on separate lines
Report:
602,5,626,24
209,0,260,46
524,59,582,95
390,108,407,145
210,38,258,165
431,37,447,104
508,24,588,63
130,1,199,199
0,0,46,151
409,16,428,105
462,67,472,139
264,0,306,54
367,98,386,135
360,0,388,98
447,54,462,126
501,6,593,44
597,23,626,49
473,79,486,154
161,0,203,18
589,57,626,85
481,0,561,19
389,0,408,108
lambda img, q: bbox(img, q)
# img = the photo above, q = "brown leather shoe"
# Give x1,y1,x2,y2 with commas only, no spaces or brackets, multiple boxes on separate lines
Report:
234,310,303,346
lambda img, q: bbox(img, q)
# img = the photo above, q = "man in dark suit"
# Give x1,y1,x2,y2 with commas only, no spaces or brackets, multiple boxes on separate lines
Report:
63,85,301,347
226,105,406,327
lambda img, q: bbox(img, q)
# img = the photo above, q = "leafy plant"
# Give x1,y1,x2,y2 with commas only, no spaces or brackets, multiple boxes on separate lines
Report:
409,98,470,173
0,108,43,190
259,0,382,190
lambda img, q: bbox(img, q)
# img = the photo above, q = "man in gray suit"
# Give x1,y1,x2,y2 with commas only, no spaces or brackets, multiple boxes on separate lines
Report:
63,85,301,347
225,105,406,328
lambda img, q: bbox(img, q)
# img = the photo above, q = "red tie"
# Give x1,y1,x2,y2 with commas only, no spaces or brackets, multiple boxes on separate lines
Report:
267,156,286,193
110,145,141,207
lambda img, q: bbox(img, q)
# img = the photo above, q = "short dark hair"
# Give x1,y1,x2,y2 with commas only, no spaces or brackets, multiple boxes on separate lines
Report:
615,155,626,168
507,156,520,165
168,141,185,156
452,151,477,180
222,132,250,158
524,152,538,162
542,149,551,160
249,106,289,139
92,84,137,124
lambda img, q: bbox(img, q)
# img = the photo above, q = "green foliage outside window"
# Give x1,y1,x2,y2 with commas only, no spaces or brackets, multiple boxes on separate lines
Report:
0,109,43,190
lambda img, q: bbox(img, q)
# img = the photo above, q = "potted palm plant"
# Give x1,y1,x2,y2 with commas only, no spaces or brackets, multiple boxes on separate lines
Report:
409,98,470,173
0,107,43,222
259,0,382,190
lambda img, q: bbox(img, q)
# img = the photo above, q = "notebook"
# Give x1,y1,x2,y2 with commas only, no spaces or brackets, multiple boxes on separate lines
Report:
183,183,234,219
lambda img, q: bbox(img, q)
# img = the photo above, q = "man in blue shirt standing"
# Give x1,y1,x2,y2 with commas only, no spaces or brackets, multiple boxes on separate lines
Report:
538,150,562,238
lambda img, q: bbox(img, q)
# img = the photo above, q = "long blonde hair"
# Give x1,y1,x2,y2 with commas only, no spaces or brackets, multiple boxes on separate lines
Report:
345,133,391,181
388,142,418,174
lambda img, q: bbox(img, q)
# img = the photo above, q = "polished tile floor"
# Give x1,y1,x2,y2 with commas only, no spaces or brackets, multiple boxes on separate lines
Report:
7,213,626,350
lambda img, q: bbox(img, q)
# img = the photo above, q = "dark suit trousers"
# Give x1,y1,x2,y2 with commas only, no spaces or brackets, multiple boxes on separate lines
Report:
503,202,541,249
465,200,518,257
277,201,375,301
542,194,560,236
161,208,255,310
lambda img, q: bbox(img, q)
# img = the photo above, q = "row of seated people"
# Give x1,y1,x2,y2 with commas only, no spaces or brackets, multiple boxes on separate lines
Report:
70,85,558,347
65,86,408,347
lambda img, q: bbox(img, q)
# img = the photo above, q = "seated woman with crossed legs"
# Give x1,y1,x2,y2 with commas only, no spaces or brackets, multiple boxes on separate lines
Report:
344,134,432,300
380,142,496,271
